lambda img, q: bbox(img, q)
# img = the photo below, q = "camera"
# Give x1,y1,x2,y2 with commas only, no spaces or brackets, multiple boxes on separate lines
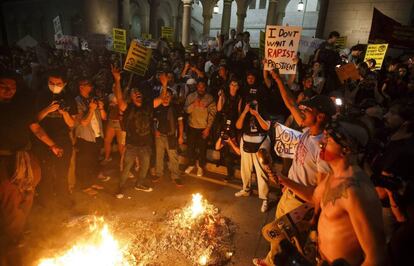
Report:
56,99,70,112
221,119,232,141
249,100,257,110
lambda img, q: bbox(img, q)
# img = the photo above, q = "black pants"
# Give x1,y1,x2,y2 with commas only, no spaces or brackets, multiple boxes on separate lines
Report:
187,127,207,168
220,146,238,177
36,142,72,206
76,138,102,188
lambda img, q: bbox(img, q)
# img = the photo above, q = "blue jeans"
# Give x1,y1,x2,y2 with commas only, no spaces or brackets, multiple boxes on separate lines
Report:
155,135,181,180
119,144,152,189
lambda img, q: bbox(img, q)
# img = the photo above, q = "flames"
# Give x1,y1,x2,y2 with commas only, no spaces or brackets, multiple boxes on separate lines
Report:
38,219,130,266
37,193,219,266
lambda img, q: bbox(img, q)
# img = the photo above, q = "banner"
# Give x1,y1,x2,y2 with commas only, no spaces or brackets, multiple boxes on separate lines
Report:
124,40,152,76
369,8,414,48
55,35,79,50
364,44,388,70
112,28,127,54
335,36,347,49
264,25,302,74
142,33,152,40
273,123,302,159
298,36,324,63
335,63,360,84
161,26,174,42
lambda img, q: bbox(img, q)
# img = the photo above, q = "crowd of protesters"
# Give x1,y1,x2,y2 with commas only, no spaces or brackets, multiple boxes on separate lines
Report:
1,29,414,266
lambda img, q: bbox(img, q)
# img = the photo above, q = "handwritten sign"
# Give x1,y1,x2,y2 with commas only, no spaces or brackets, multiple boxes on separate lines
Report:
55,35,79,50
161,26,174,42
264,25,302,74
112,28,127,53
53,16,63,40
124,40,152,76
273,123,302,159
336,36,347,49
364,44,388,70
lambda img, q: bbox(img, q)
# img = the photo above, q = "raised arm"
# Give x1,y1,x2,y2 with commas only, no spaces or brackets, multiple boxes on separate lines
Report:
270,70,305,126
111,64,127,112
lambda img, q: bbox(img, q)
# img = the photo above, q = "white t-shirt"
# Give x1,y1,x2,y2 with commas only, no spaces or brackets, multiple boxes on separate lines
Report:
287,128,331,186
91,111,101,138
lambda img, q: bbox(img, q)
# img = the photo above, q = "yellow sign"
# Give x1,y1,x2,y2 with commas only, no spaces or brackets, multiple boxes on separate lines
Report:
142,33,152,40
336,36,347,49
112,28,127,53
161,26,174,42
124,40,152,76
364,43,388,70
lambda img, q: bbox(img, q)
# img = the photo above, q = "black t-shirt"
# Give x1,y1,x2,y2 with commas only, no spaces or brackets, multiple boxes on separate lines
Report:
241,109,269,135
0,92,36,152
123,102,153,146
154,104,183,136
35,89,77,144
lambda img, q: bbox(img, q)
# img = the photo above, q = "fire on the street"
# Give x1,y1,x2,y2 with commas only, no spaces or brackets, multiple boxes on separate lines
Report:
36,193,235,266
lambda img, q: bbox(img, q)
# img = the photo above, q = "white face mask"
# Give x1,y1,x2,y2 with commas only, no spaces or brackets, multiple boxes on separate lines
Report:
48,84,64,94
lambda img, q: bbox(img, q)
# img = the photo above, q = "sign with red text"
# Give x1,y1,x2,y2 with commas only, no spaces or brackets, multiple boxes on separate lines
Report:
264,25,302,74
55,35,79,50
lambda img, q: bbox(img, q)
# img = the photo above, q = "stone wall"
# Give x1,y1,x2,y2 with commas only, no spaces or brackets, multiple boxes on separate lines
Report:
323,0,414,47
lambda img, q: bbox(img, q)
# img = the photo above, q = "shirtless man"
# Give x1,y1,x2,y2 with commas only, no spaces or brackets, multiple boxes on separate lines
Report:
279,120,386,265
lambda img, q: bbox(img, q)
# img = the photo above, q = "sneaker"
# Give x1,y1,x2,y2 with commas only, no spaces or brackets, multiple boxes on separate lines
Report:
235,189,251,197
115,192,124,199
196,167,204,177
83,187,98,196
252,258,269,266
261,200,269,213
151,175,162,183
134,184,153,192
97,173,111,182
224,175,233,183
173,178,184,187
184,166,194,174
100,157,112,166
128,172,135,178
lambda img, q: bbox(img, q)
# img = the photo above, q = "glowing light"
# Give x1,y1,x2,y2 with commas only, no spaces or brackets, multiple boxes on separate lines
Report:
297,1,304,11
191,193,205,218
198,254,208,265
38,220,129,266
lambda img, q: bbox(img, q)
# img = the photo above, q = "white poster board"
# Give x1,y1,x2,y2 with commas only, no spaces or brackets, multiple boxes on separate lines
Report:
264,25,302,74
298,36,324,64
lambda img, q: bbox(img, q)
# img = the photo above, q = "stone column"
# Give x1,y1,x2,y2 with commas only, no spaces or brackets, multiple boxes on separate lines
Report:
235,0,249,33
236,12,246,33
148,0,160,38
220,0,233,37
201,0,218,38
181,0,192,47
315,0,329,38
266,0,278,26
122,0,131,30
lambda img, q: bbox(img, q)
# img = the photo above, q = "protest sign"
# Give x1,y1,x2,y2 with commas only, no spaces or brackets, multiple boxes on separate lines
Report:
298,36,324,63
335,63,360,84
142,33,152,40
264,25,302,74
364,44,388,70
336,36,347,49
53,16,63,40
55,35,79,50
124,40,152,76
17,35,38,50
161,26,174,42
273,123,302,159
112,28,127,54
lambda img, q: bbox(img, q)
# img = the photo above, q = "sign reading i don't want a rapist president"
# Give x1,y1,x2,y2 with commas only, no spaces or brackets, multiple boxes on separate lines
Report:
264,25,302,74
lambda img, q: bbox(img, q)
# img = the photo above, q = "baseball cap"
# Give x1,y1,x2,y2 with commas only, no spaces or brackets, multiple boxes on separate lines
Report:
326,120,369,152
300,95,336,117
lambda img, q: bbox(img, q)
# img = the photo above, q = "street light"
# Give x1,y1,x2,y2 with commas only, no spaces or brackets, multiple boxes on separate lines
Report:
213,4,219,14
297,1,304,12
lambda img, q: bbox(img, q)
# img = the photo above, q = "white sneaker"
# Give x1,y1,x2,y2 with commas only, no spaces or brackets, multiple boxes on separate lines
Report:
261,200,269,213
235,190,251,197
185,166,194,174
196,167,204,177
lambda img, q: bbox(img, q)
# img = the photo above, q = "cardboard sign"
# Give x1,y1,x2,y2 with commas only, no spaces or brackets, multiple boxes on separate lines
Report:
161,26,173,42
264,25,302,74
112,28,127,54
273,123,302,159
55,35,79,50
364,44,388,70
298,36,324,63
124,40,152,76
336,36,347,49
142,33,152,40
335,63,360,84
